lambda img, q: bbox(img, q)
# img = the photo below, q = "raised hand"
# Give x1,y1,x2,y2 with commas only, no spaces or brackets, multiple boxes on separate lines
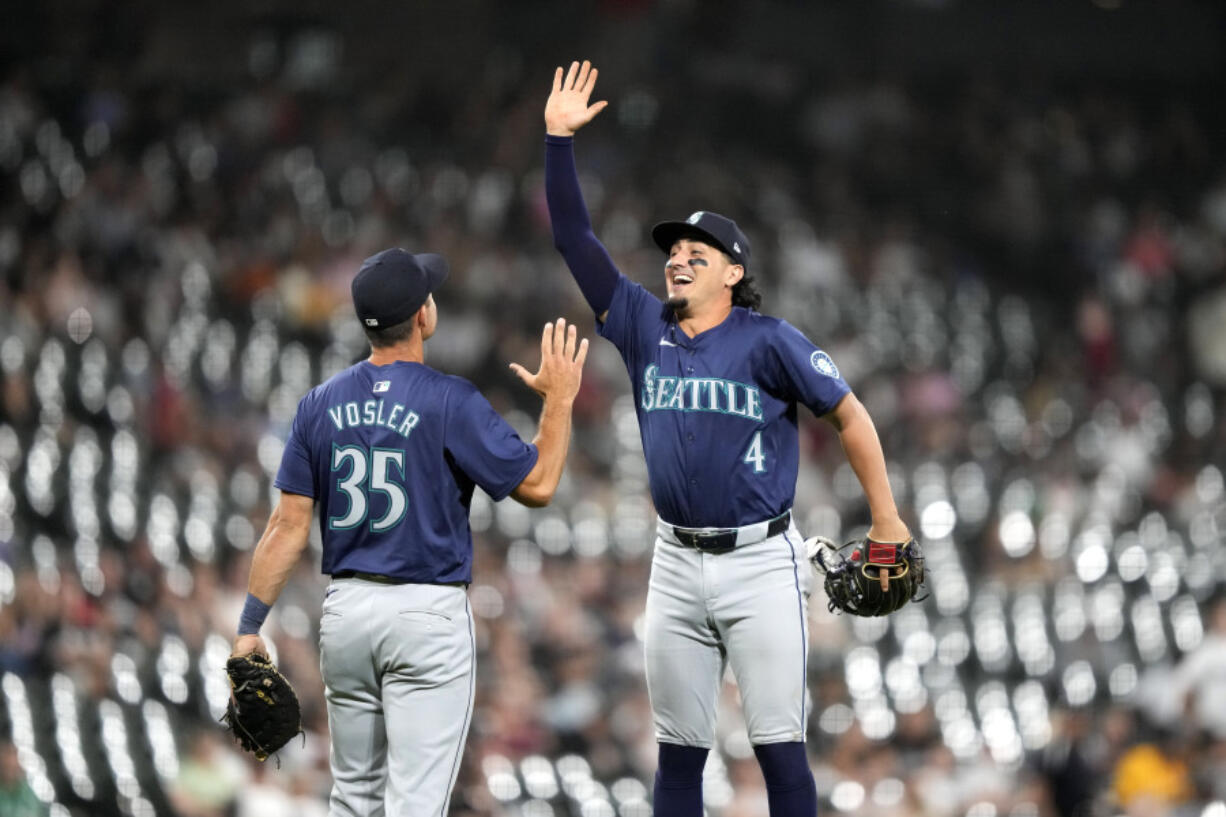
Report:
510,318,589,401
545,60,609,137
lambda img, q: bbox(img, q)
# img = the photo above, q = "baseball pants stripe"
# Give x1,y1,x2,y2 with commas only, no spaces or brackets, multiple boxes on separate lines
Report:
783,531,809,730
438,596,476,817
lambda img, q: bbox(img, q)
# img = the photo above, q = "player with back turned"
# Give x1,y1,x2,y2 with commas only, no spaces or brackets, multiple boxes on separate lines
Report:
543,61,913,816
227,248,588,815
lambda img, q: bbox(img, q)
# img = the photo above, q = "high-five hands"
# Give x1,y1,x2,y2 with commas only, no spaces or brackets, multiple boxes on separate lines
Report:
545,60,609,137
510,318,589,402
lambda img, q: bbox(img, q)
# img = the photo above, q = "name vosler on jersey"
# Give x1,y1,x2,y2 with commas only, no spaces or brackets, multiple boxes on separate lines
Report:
327,399,421,439
640,364,763,420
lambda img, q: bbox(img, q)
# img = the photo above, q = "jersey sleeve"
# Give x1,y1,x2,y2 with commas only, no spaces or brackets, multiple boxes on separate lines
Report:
274,393,318,497
445,384,539,501
762,320,851,417
597,276,664,371
545,135,621,315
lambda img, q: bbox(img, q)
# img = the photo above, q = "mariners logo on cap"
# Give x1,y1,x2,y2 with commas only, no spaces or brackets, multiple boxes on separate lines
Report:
810,350,840,379
687,212,704,224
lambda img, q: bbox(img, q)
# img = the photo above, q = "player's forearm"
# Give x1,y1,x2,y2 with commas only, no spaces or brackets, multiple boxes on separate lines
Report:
513,394,575,507
545,135,619,314
247,504,312,605
546,135,596,235
833,398,908,539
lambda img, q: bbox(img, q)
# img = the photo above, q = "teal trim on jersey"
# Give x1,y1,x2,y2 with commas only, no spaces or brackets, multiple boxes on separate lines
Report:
368,447,409,532
639,364,765,422
329,443,369,530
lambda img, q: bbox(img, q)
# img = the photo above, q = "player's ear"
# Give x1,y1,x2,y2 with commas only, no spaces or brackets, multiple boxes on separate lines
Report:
725,264,745,288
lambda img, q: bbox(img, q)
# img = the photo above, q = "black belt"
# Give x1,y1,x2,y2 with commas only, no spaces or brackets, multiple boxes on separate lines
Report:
331,570,408,584
330,571,468,588
670,511,791,553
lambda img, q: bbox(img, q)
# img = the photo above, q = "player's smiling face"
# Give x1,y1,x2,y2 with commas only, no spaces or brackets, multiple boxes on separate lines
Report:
664,238,742,314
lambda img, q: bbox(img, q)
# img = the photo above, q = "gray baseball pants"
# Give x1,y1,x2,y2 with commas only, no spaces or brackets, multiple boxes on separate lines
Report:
318,578,474,816
645,516,813,747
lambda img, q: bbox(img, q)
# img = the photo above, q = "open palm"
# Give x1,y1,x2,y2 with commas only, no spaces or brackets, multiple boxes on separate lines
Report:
545,60,609,137
509,318,588,401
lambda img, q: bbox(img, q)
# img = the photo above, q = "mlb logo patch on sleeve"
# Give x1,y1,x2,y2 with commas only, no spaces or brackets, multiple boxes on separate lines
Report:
373,380,391,393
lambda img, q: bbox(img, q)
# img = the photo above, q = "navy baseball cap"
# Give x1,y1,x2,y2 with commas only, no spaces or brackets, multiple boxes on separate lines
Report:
351,248,448,328
651,211,751,271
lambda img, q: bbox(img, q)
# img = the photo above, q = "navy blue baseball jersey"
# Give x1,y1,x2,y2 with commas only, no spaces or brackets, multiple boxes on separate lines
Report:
275,360,538,583
599,277,850,528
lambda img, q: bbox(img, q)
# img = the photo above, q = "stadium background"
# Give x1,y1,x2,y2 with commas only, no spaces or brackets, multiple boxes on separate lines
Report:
2,0,1225,815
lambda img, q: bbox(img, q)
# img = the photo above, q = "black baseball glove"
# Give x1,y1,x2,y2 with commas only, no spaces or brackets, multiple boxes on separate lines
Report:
221,653,302,761
807,535,926,617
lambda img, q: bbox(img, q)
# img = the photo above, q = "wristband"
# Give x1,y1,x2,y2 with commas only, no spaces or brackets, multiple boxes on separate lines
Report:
237,593,272,635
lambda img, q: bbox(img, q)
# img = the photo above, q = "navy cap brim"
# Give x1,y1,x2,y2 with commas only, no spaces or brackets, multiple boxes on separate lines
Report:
414,252,449,296
651,221,737,263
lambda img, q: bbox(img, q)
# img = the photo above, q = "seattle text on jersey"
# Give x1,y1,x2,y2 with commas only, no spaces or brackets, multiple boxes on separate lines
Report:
640,364,764,421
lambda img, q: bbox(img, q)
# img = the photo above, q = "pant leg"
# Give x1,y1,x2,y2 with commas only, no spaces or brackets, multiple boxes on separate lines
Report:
644,538,725,748
319,581,387,817
715,529,813,745
377,584,476,817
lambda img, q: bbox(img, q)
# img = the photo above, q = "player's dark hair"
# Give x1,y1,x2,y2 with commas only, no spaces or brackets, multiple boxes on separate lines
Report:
364,317,417,349
708,244,761,311
732,274,762,311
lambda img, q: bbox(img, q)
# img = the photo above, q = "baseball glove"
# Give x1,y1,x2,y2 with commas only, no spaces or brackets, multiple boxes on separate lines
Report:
221,653,302,761
807,535,926,617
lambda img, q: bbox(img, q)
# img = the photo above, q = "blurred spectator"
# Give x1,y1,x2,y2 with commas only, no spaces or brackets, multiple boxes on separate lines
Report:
0,742,45,817
1039,708,1097,817
1112,735,1194,817
235,762,294,817
168,731,244,817
1170,597,1226,740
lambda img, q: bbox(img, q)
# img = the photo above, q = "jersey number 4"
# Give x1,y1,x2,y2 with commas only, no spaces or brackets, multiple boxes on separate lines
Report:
329,445,407,531
743,431,767,473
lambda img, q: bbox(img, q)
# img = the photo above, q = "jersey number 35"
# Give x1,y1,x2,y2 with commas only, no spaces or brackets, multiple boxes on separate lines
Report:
329,445,408,532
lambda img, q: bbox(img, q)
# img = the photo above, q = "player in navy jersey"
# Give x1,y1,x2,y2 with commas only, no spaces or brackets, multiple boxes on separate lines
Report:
544,61,911,817
230,248,588,815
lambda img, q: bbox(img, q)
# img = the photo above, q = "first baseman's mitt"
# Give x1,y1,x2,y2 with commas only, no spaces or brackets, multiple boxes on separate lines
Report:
221,653,302,761
807,535,926,617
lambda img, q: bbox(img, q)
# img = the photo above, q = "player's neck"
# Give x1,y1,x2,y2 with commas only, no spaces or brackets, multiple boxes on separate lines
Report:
676,302,733,338
368,338,425,366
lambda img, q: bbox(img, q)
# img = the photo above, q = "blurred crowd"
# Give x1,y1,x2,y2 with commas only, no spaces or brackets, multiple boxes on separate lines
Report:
1,2,1225,817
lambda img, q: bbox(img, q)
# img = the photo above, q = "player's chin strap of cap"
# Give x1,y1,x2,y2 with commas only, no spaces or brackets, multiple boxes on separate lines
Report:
660,510,791,553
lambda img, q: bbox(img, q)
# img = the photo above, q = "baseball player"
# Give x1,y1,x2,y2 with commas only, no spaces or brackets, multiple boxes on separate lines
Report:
229,248,588,815
544,61,911,816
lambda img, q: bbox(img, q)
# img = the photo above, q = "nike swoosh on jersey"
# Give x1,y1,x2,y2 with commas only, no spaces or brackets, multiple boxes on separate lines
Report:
658,338,677,347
